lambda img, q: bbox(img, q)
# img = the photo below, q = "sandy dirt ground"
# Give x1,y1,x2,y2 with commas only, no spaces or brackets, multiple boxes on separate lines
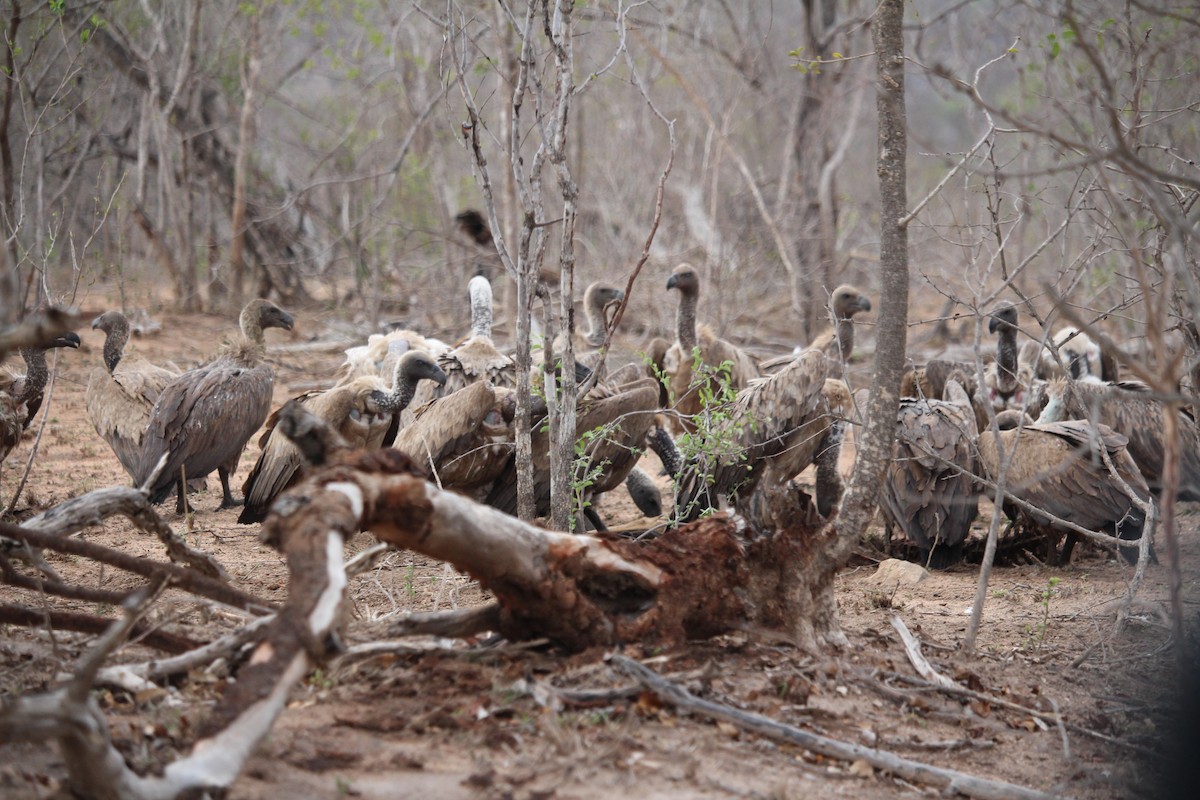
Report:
0,302,1194,799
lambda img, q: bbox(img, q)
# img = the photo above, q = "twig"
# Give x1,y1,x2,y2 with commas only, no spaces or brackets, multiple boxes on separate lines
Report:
611,654,1066,800
891,615,960,690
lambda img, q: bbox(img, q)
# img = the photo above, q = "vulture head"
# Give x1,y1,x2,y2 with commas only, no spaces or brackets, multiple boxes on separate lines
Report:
987,301,1018,335
666,263,700,297
830,285,872,320
92,311,130,373
240,299,295,341
585,282,624,312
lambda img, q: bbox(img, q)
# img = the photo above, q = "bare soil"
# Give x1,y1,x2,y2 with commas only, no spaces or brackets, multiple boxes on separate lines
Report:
0,302,1194,800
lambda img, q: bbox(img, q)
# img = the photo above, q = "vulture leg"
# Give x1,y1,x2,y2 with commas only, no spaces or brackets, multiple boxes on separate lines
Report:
583,505,608,533
1056,531,1078,566
174,479,193,516
217,466,243,509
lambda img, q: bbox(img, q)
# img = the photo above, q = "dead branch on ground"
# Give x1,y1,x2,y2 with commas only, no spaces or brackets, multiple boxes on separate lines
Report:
612,654,1066,800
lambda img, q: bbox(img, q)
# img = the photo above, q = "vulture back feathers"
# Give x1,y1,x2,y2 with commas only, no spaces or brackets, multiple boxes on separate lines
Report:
1038,377,1200,500
977,418,1151,564
136,299,294,512
880,379,979,568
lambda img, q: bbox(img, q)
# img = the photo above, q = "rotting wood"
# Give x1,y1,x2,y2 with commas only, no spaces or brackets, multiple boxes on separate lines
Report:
612,654,1067,800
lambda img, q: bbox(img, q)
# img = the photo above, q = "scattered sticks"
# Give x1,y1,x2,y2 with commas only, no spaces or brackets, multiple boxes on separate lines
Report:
612,654,1067,800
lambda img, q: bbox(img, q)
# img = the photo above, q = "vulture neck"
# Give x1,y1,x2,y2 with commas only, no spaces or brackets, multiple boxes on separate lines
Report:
229,309,270,366
102,320,130,373
994,327,1019,396
832,314,855,362
16,347,48,405
469,278,494,340
647,426,683,479
389,372,423,412
675,289,698,354
584,298,608,348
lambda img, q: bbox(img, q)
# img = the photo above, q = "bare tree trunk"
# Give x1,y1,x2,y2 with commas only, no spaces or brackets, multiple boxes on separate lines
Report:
834,0,907,542
0,2,19,281
229,12,261,307
547,1,578,532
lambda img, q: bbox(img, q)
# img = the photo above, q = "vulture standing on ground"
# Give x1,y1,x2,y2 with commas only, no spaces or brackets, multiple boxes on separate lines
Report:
136,299,294,513
1,331,81,468
1037,377,1200,501
662,263,759,432
977,418,1151,565
673,349,850,526
86,311,181,480
880,377,980,568
239,351,447,523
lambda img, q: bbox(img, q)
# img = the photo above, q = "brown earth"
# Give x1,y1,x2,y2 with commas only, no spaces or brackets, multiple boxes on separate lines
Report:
0,300,1194,799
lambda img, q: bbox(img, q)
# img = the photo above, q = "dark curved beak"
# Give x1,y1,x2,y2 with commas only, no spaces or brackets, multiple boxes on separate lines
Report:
431,364,448,386
55,332,82,349
666,275,679,290
856,296,872,313
278,311,296,331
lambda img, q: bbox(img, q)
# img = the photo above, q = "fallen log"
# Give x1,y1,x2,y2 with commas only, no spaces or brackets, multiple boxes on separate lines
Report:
261,442,854,651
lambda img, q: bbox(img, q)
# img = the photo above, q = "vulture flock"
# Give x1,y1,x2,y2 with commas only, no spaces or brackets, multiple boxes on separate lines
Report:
0,263,1188,572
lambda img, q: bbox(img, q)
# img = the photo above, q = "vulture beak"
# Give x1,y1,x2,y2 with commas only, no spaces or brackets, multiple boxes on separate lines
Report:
666,274,679,291
856,296,872,313
55,332,82,349
278,311,296,331
91,315,103,330
431,364,448,386
987,315,1002,335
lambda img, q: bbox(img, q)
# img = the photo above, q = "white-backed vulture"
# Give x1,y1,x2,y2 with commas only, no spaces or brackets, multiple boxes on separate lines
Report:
434,275,516,398
880,378,980,569
136,299,294,513
1035,326,1119,382
673,350,850,526
662,263,759,432
977,418,1151,565
483,378,662,530
239,351,446,523
1037,377,1200,501
391,381,517,498
337,328,449,386
0,331,81,468
85,311,180,480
